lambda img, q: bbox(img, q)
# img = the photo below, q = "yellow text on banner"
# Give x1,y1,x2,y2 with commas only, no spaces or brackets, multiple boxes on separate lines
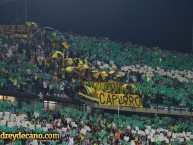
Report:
82,81,122,92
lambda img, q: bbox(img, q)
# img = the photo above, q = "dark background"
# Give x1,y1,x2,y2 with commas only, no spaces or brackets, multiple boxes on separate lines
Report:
0,0,193,53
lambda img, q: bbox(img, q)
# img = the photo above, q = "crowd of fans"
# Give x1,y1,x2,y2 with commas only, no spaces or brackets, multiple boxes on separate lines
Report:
1,29,193,145
65,33,193,71
63,33,193,109
0,36,82,99
1,30,193,109
0,100,192,145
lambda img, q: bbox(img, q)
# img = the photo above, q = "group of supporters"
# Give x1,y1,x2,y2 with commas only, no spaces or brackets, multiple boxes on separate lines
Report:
0,37,82,99
62,33,193,109
1,32,193,109
0,28,193,145
0,101,192,145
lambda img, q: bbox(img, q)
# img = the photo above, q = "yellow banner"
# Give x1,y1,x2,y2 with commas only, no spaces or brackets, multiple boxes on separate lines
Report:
80,81,143,108
15,34,28,38
0,22,38,34
97,91,143,108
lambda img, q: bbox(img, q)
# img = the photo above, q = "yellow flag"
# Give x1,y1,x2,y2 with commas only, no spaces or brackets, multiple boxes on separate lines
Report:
62,42,69,49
